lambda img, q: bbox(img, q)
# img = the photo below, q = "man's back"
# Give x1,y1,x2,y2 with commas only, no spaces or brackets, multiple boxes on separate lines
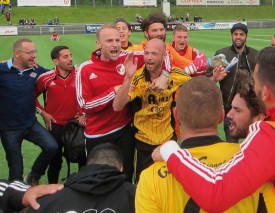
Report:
136,137,275,212
26,164,136,213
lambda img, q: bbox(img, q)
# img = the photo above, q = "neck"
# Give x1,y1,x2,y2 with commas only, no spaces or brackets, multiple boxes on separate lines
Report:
149,68,162,80
58,69,70,78
13,58,30,70
121,41,128,49
234,45,245,54
181,127,218,141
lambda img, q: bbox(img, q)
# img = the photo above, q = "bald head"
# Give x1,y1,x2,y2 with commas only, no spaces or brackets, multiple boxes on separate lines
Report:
145,38,166,54
144,38,166,74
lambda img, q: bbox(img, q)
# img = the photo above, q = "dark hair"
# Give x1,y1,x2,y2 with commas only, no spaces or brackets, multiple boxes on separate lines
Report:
50,46,69,60
141,12,167,32
236,80,266,117
255,47,275,93
87,143,123,168
115,18,131,31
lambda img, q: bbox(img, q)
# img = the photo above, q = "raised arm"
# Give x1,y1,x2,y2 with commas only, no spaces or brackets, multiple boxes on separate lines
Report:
113,52,138,111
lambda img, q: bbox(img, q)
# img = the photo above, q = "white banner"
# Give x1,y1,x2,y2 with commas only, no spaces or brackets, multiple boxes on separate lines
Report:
0,26,18,36
176,0,259,5
123,0,157,7
17,0,71,6
176,22,247,30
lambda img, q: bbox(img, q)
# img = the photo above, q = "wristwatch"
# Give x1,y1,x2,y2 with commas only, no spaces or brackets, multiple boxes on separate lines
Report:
162,70,169,77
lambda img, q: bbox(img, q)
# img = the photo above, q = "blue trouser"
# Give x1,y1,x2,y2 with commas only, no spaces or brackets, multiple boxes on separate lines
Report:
0,120,58,181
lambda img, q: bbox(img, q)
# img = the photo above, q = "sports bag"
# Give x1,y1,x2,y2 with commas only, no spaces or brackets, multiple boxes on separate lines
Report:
61,120,86,163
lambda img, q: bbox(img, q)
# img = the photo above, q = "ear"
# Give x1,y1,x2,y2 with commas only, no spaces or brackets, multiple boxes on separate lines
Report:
53,58,58,66
144,31,149,39
128,31,132,37
118,165,123,172
173,106,179,123
96,40,101,49
254,113,266,122
14,50,20,58
261,85,270,102
219,108,225,124
172,35,175,42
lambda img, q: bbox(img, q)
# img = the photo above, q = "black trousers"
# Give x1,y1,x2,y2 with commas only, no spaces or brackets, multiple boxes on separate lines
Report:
85,124,135,182
48,123,86,183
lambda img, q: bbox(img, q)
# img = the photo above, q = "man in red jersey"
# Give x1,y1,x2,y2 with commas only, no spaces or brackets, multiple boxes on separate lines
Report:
155,47,275,212
35,46,86,184
76,23,146,182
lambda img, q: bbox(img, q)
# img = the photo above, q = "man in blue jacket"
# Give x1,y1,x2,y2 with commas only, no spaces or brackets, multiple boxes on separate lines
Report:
0,38,58,185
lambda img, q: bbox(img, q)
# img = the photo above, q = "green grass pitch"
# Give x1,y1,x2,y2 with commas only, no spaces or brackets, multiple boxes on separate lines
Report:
0,28,274,183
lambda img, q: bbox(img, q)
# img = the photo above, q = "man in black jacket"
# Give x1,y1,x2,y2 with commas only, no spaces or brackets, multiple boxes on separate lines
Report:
208,22,258,142
24,143,136,213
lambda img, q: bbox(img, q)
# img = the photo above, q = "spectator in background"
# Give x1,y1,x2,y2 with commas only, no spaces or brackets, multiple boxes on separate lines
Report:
19,17,24,25
8,4,11,13
54,17,59,25
30,18,36,25
185,12,190,22
135,14,143,23
1,4,5,17
271,34,275,47
24,18,29,25
5,11,11,25
51,32,60,41
47,19,53,25
0,38,58,185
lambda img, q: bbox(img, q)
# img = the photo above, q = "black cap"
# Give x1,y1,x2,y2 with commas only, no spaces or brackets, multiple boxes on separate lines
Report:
230,23,248,34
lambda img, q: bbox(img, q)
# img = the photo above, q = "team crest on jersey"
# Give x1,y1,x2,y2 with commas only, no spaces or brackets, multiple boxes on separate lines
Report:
116,64,125,75
30,72,37,78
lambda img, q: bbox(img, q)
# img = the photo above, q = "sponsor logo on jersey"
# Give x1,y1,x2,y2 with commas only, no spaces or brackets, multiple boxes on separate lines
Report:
50,81,56,86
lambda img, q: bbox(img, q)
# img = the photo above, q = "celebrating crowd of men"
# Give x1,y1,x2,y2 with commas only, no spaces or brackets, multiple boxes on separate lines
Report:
1,12,275,212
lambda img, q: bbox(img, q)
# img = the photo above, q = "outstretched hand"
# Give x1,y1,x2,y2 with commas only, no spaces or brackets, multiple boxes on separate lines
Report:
22,184,64,210
124,52,138,79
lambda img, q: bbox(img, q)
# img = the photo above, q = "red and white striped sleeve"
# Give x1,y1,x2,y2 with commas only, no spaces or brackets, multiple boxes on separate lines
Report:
160,121,275,212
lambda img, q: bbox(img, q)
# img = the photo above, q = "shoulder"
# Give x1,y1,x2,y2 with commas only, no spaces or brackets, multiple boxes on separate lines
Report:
132,67,145,85
247,46,258,54
78,60,93,71
216,46,231,54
